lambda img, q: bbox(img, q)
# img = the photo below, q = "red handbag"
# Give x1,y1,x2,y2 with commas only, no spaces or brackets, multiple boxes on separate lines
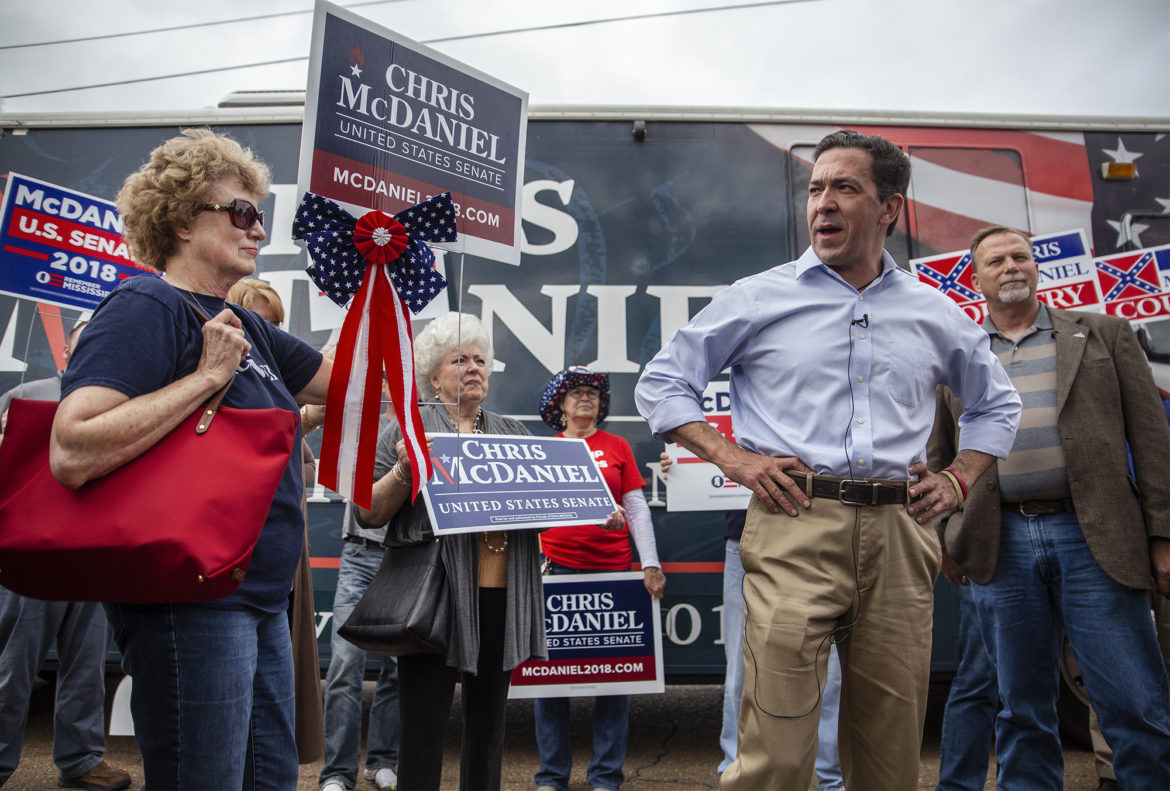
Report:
0,391,298,603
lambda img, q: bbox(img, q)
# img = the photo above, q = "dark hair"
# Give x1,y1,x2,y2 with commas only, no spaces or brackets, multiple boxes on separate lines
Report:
813,131,910,237
968,226,1032,270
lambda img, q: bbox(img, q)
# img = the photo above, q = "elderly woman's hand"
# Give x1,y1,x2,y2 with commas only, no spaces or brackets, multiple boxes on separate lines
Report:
198,309,251,387
599,506,626,532
394,435,435,474
643,566,666,599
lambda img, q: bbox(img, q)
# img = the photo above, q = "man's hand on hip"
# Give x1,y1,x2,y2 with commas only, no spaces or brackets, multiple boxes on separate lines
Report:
720,445,813,517
907,449,995,524
906,462,960,524
665,420,812,516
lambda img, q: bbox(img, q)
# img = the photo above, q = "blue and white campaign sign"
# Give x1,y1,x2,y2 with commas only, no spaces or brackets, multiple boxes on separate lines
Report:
664,381,752,512
509,572,665,698
0,173,151,309
298,1,528,266
421,433,618,535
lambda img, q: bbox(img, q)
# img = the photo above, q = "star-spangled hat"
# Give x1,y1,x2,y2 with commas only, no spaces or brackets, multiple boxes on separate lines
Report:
540,365,611,430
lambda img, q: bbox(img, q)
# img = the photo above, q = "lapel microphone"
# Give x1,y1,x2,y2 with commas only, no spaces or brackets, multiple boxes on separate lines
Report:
851,314,870,328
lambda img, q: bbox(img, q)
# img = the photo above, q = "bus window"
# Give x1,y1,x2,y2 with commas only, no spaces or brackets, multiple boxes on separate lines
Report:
906,146,1029,260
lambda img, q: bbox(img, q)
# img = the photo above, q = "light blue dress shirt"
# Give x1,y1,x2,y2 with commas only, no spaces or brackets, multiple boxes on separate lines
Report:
635,248,1021,480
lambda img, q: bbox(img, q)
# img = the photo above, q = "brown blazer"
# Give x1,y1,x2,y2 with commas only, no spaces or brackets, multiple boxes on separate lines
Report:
928,308,1170,590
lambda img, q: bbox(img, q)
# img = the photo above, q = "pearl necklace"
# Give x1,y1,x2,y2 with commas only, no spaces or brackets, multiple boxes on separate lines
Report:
444,405,483,434
483,532,508,552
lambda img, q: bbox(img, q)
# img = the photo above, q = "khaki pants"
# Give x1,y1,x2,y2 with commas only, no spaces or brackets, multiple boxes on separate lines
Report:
720,496,941,791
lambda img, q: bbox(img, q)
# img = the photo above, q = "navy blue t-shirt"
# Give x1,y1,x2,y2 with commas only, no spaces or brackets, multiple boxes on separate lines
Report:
62,275,323,612
725,510,746,541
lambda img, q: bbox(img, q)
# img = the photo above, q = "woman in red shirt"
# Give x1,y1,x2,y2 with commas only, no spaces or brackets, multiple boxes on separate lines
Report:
534,365,665,791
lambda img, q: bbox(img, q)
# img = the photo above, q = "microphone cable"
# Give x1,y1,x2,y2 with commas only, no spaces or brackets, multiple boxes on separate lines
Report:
744,312,867,720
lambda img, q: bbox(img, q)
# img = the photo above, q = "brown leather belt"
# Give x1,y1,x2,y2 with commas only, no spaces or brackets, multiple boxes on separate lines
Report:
1002,499,1074,516
788,471,911,506
343,535,383,549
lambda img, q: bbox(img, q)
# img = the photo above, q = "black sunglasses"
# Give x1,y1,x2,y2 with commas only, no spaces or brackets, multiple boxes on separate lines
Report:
200,198,264,230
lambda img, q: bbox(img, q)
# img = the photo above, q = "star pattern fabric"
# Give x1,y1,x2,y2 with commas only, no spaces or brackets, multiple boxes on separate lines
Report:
1086,131,1170,256
289,191,455,508
292,191,455,313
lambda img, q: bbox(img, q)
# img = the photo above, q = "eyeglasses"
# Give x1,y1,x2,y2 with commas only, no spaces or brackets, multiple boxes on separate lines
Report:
566,387,600,400
200,198,264,230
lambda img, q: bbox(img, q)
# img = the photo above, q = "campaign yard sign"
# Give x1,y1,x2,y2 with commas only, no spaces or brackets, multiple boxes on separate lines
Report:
421,434,618,535
299,1,527,265
0,173,150,309
509,572,665,699
911,229,1102,323
664,381,751,512
1094,245,1170,325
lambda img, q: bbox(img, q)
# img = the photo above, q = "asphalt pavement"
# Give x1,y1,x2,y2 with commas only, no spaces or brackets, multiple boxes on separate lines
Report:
5,675,1098,790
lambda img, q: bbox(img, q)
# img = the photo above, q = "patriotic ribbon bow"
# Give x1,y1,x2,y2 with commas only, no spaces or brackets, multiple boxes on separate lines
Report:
292,191,456,508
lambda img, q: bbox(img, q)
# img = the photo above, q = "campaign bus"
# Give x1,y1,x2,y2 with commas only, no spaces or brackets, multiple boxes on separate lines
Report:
2,100,1167,739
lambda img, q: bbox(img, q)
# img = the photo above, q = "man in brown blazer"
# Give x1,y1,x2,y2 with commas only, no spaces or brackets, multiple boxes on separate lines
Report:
930,226,1170,791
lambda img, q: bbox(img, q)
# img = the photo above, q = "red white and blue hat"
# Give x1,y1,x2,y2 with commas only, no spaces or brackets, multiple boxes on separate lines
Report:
540,365,610,430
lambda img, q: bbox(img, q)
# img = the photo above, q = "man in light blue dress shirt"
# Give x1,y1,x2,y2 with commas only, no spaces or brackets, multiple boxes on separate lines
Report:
635,130,1021,791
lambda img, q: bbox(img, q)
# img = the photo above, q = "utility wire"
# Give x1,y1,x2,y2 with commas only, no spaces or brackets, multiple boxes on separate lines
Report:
3,0,811,98
6,58,309,99
0,1,400,50
426,0,813,44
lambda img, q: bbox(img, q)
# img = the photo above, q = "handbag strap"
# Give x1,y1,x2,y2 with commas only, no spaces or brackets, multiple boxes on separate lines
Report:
195,380,233,434
175,289,237,436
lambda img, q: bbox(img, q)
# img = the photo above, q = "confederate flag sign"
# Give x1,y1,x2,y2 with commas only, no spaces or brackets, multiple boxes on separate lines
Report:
1095,246,1170,324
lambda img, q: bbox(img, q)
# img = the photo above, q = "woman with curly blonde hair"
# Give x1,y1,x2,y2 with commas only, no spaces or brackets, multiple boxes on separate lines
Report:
51,129,332,789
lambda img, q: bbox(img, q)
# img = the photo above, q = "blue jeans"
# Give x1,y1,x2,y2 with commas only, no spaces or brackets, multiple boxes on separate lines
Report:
320,542,400,789
815,643,844,791
971,511,1170,791
719,540,844,789
533,561,628,791
936,584,997,791
0,590,110,782
105,602,298,790
718,539,746,774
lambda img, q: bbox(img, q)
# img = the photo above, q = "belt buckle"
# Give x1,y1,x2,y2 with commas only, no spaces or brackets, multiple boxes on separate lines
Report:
1016,501,1056,517
838,479,876,506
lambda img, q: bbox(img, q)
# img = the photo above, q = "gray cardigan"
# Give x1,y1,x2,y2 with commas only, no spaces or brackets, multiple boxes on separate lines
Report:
357,403,547,673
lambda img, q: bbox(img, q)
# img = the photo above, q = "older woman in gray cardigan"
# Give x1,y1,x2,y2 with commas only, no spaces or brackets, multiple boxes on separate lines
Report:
357,312,622,791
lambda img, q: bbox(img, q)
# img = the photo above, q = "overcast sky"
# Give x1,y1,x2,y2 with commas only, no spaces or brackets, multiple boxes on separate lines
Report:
1,0,1168,119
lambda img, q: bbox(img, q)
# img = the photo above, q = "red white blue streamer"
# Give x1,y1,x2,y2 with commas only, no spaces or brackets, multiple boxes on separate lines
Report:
292,191,455,507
